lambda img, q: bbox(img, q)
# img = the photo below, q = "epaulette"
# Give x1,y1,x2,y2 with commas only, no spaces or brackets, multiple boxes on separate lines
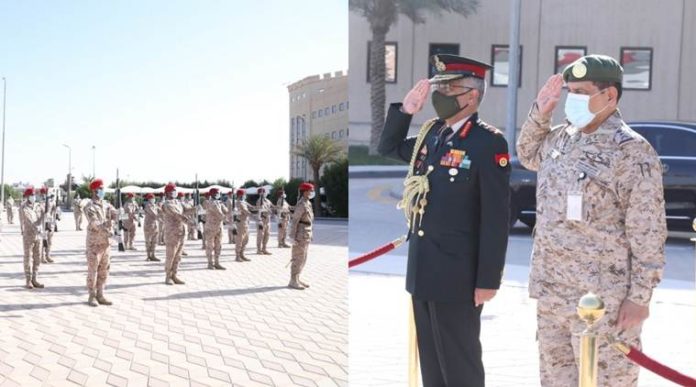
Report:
478,120,503,136
614,125,638,147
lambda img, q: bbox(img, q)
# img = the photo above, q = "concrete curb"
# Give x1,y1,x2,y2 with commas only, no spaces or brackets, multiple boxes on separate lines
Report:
349,165,407,179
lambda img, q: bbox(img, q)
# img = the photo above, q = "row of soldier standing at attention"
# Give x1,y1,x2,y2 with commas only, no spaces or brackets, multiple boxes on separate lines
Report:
14,179,318,307
378,53,666,386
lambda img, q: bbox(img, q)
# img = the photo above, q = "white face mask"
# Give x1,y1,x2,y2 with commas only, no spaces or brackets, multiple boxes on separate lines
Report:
308,191,316,200
97,189,105,199
564,90,608,129
168,191,176,199
28,195,36,203
282,194,287,199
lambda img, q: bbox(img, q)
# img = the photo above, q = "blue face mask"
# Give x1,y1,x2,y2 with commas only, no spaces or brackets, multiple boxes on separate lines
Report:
97,189,105,199
564,90,608,128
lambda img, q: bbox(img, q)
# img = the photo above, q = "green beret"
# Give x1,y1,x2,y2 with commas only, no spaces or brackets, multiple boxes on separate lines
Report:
562,54,623,84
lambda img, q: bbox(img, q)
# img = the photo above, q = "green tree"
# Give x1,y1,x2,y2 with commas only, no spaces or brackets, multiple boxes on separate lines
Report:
293,134,344,216
349,0,479,154
284,178,304,207
242,180,258,189
270,178,287,202
321,157,348,217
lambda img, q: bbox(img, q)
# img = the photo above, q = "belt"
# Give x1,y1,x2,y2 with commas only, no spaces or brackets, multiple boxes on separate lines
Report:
299,220,312,226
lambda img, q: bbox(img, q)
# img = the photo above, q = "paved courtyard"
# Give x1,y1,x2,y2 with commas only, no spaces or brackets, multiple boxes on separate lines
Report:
0,211,347,387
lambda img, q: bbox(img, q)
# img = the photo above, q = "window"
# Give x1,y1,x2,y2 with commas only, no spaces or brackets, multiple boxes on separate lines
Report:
620,47,652,90
491,45,523,87
339,102,345,111
332,105,336,114
428,43,459,78
339,129,344,138
367,41,398,83
324,107,329,116
331,131,336,139
318,109,323,118
311,111,316,119
554,46,586,74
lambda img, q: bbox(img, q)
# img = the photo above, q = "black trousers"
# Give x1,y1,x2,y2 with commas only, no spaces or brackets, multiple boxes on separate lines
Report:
412,297,484,387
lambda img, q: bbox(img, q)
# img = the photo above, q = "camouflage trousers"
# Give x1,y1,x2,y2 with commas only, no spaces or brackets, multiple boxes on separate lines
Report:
536,289,641,387
290,228,311,276
123,221,136,249
157,222,165,245
277,216,289,246
6,207,13,224
187,220,197,240
86,243,110,292
164,236,185,276
227,224,235,244
235,224,249,257
204,226,222,264
256,220,270,252
23,235,41,276
42,231,53,259
144,225,158,257
74,212,83,230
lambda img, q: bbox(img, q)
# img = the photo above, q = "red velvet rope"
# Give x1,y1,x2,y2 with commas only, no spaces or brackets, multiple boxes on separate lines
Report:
624,346,696,386
348,236,406,268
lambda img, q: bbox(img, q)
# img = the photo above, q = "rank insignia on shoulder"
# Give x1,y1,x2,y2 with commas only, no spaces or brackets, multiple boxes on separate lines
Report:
495,153,510,167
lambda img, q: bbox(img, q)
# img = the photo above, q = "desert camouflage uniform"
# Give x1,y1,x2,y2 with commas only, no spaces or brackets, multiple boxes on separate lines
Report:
20,200,43,283
255,196,272,254
225,199,235,244
157,200,165,245
5,196,14,224
73,198,84,230
84,199,117,295
40,198,57,262
143,201,160,260
517,104,667,387
203,198,228,268
123,200,138,250
289,196,313,286
185,198,197,240
235,199,251,261
276,196,291,248
162,198,192,283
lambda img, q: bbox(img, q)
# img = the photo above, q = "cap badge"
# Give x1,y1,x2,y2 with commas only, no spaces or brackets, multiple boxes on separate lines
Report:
572,63,587,78
434,56,446,72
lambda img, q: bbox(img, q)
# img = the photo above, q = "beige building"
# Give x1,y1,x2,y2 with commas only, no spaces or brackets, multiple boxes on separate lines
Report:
349,0,696,146
288,71,348,180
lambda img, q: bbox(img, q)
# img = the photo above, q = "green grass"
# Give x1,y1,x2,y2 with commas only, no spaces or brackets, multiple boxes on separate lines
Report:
348,145,407,166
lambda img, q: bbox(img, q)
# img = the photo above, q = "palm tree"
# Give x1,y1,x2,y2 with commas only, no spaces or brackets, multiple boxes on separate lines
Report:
293,135,344,216
349,0,479,155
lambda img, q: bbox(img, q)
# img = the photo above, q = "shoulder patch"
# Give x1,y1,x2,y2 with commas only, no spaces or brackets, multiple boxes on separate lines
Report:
613,125,638,146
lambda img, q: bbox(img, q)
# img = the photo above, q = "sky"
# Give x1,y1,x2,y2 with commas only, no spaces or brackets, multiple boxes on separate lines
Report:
0,0,347,188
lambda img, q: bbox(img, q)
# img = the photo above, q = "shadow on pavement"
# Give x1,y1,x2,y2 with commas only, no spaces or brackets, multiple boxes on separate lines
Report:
142,285,287,302
0,301,84,312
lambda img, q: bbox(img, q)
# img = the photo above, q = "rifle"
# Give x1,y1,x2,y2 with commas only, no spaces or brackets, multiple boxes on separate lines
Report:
195,177,203,239
116,171,125,252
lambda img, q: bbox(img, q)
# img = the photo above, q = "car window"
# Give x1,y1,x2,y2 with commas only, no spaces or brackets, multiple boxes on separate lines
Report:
633,126,696,157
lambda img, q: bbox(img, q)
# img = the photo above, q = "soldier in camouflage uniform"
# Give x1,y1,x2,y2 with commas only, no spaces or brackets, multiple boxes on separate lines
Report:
73,194,84,231
275,189,292,248
185,193,197,240
143,193,160,261
20,186,45,289
255,188,272,255
234,189,252,262
157,194,166,245
203,188,228,270
38,187,56,263
5,195,14,224
225,193,235,244
83,179,119,306
517,55,667,387
162,183,193,285
288,183,314,290
123,193,139,250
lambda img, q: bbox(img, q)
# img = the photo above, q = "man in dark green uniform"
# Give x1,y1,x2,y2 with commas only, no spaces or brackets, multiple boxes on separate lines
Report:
378,54,511,387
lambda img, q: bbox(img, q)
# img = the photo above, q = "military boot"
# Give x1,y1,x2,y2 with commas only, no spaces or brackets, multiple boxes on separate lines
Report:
45,256,54,263
165,274,174,285
172,273,185,285
235,255,244,262
288,275,305,290
87,290,98,307
96,290,112,306
241,254,251,262
207,257,215,270
262,249,272,255
31,274,44,289
25,276,33,289
298,277,310,288
213,258,226,270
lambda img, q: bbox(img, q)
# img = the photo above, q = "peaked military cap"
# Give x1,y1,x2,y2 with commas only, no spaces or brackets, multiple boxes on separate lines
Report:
429,54,493,83
563,54,623,84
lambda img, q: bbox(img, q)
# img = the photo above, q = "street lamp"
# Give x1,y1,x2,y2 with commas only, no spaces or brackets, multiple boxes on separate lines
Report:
92,145,95,177
62,144,72,209
1,77,7,210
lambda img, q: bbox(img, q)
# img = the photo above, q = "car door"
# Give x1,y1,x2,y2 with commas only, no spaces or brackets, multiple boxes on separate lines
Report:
632,124,696,228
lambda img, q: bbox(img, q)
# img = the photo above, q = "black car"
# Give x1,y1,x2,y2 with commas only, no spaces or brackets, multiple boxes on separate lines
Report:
510,121,696,230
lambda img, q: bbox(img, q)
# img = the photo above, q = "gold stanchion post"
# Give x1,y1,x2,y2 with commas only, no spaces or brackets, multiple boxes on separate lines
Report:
577,292,606,387
691,218,696,283
409,302,419,387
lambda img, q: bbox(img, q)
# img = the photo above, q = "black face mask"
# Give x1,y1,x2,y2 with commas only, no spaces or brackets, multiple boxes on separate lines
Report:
431,90,471,120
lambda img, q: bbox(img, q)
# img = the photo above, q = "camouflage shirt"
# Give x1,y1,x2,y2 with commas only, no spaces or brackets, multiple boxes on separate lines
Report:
203,198,227,229
143,201,159,233
84,199,117,247
517,104,667,306
289,197,313,238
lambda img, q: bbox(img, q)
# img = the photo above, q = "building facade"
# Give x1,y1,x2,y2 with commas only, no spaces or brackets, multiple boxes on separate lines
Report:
349,0,696,146
288,71,348,180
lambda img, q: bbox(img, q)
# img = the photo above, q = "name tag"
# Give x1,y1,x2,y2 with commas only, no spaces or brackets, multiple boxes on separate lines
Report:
567,192,583,221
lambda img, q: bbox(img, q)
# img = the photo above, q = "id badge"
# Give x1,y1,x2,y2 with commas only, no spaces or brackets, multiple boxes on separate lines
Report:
567,191,583,221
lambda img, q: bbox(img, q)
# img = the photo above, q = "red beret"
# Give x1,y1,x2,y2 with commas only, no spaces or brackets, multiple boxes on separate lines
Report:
90,179,104,191
126,193,134,198
236,189,245,196
144,193,154,199
39,186,48,194
23,186,35,197
299,182,314,192
209,188,219,195
164,183,176,193
177,192,184,198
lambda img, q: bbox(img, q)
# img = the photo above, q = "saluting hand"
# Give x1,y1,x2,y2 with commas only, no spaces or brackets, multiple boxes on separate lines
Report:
474,288,497,307
402,79,430,115
536,74,563,117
